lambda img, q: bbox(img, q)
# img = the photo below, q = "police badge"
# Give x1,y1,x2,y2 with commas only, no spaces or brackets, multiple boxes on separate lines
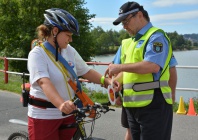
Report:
153,42,163,53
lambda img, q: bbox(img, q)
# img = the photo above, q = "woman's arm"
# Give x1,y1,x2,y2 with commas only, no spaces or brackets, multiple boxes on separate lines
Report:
82,69,110,86
37,77,76,114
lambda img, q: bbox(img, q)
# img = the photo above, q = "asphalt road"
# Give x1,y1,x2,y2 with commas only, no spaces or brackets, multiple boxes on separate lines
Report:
0,90,198,140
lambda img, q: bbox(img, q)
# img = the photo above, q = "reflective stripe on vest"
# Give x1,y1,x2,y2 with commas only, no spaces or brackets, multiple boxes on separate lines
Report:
123,91,171,102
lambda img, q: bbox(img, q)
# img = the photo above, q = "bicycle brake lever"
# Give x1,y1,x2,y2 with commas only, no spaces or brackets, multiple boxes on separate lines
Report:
78,110,86,117
100,108,115,114
73,98,81,106
101,101,111,106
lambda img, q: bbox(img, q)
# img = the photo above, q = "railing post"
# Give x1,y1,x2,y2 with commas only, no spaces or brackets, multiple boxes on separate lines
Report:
4,57,8,83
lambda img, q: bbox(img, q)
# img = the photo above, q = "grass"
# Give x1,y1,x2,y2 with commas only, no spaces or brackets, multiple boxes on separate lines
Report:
1,72,198,112
0,72,23,93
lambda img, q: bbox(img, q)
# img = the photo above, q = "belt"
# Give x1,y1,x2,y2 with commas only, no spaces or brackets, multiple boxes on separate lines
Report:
29,97,56,108
28,96,78,108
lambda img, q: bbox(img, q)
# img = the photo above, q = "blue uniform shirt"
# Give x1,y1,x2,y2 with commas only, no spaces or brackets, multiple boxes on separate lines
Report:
169,54,178,68
113,46,122,64
113,22,178,80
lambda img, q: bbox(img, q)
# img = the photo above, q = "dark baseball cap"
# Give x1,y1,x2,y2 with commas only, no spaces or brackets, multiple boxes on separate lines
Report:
113,1,142,25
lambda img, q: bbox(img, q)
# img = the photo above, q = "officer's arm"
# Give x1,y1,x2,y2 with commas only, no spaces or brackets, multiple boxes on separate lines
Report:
169,66,177,103
120,61,160,74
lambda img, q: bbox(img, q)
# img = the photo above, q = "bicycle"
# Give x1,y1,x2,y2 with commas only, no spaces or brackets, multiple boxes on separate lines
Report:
8,98,114,140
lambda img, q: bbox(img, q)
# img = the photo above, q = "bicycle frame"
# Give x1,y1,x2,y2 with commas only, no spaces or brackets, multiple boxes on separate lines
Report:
73,122,87,140
61,114,94,139
78,121,87,139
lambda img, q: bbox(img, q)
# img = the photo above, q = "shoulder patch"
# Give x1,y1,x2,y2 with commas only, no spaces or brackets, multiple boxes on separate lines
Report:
153,42,163,53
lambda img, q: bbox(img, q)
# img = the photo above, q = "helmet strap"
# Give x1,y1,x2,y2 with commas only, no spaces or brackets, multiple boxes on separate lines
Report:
53,32,60,61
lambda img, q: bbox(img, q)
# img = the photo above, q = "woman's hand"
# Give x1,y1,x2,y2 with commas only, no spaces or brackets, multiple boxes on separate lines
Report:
112,80,121,92
59,100,76,114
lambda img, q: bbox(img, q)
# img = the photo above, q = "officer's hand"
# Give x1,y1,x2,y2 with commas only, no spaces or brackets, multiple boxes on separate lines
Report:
104,67,109,77
108,64,122,75
104,67,113,78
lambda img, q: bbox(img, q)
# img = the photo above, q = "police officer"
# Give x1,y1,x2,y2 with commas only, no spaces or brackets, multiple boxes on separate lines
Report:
108,1,175,140
109,45,177,140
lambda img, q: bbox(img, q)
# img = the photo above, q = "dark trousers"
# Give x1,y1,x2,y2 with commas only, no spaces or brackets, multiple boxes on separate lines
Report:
125,89,173,140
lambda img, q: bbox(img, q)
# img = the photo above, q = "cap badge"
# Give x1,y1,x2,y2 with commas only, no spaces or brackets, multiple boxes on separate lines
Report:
119,9,123,14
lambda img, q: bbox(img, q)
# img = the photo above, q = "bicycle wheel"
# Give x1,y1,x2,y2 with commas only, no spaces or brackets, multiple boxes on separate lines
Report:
8,131,28,140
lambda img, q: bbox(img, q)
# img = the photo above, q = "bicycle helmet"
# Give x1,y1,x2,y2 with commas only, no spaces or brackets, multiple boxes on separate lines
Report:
44,8,79,35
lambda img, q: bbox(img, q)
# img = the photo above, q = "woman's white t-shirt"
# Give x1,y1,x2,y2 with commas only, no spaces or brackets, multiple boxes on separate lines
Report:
27,44,90,119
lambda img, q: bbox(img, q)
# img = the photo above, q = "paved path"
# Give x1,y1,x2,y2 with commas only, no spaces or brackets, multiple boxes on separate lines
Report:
0,90,198,140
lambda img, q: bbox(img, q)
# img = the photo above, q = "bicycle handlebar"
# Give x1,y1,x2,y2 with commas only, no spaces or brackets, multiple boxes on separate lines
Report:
61,98,115,139
62,99,115,117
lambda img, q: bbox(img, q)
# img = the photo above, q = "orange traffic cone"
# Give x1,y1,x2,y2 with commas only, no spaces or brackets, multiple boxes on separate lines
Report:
176,96,187,115
187,98,197,116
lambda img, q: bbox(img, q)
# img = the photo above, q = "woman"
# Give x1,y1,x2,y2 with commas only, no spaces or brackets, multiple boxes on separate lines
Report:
27,8,116,140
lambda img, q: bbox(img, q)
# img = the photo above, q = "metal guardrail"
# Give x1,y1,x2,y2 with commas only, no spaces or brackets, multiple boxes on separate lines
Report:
175,66,198,92
0,57,110,83
1,57,198,92
176,88,198,92
176,65,198,69
0,57,29,83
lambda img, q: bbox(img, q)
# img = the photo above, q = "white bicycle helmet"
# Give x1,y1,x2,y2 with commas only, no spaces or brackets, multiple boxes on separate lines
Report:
44,8,79,35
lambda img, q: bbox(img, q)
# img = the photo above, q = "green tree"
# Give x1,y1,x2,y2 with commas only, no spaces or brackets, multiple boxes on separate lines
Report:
194,42,198,47
0,0,95,73
90,26,105,54
118,29,130,43
112,30,120,46
99,32,111,53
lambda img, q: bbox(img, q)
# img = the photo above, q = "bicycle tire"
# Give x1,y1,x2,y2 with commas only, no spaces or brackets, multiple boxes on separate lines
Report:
8,131,28,140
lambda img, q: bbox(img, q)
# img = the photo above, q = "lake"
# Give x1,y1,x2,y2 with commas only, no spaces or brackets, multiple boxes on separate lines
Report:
84,50,198,103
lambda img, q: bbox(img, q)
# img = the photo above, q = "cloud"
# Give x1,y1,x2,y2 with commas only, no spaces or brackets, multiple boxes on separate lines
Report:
151,10,198,22
90,10,198,25
152,0,198,7
157,22,184,26
89,9,198,33
89,18,113,23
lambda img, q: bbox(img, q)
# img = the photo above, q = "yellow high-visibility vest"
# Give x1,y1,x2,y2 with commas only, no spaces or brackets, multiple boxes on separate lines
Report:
123,27,173,107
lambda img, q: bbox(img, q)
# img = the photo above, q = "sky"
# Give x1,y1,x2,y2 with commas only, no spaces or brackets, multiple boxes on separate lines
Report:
84,0,198,35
